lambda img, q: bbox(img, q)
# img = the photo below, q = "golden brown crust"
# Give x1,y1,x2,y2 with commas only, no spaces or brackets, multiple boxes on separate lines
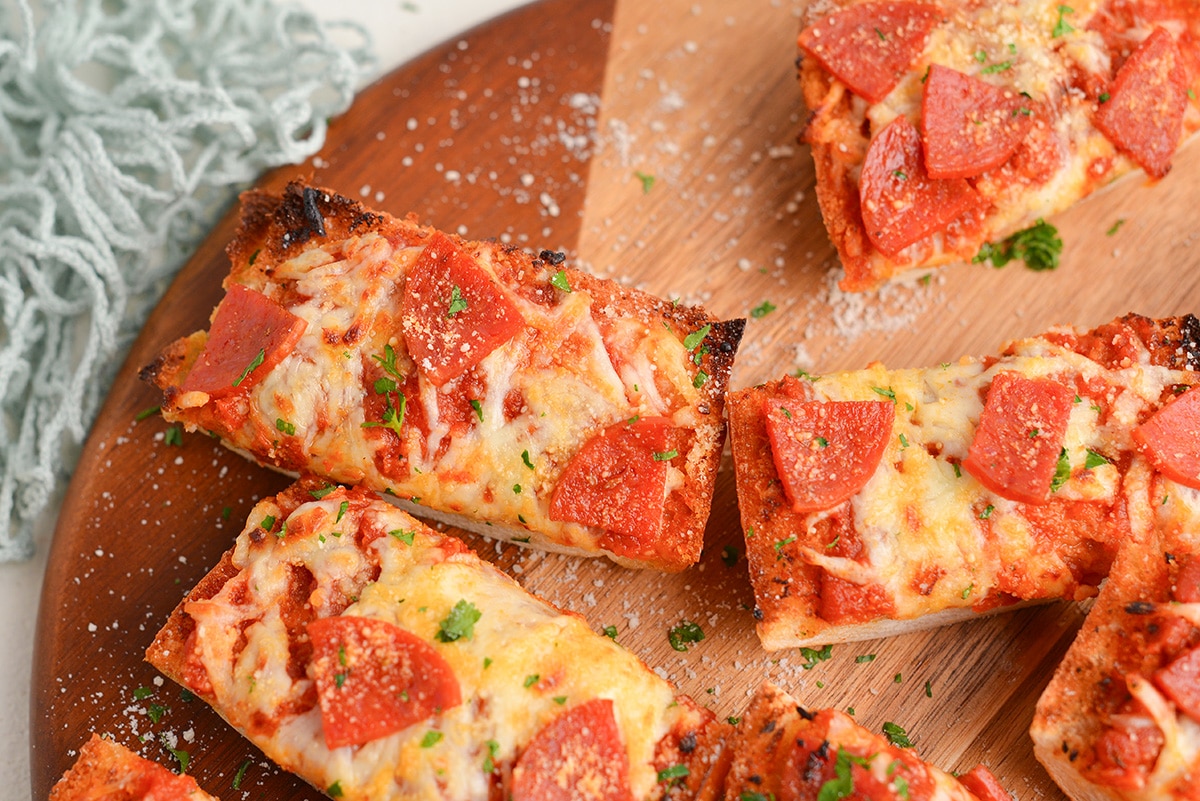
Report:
49,733,218,800
145,548,241,703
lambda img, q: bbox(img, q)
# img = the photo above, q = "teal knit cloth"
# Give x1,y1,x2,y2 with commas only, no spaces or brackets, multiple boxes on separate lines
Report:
0,0,373,559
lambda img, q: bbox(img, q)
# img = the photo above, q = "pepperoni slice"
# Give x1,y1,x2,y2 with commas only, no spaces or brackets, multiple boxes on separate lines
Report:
764,398,893,513
1094,26,1188,179
1154,646,1200,723
401,232,525,386
957,765,1014,801
1174,554,1200,603
307,615,461,750
860,115,984,256
962,372,1074,505
1087,708,1164,790
1133,387,1200,489
548,417,674,541
921,65,1033,179
511,699,632,801
180,284,307,398
798,1,942,104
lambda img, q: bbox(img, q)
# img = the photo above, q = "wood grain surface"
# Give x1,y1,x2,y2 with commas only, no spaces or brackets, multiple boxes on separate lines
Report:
31,0,1200,798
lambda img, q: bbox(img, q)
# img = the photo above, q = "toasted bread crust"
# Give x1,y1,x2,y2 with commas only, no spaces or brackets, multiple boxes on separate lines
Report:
50,733,217,801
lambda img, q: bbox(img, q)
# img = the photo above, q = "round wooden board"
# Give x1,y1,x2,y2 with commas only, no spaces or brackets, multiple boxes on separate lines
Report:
31,0,1200,798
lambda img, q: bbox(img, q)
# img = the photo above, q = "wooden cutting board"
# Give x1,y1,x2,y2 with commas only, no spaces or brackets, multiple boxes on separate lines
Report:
30,0,1200,797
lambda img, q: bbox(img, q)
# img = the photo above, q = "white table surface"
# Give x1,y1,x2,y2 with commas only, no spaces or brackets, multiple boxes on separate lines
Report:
4,0,529,792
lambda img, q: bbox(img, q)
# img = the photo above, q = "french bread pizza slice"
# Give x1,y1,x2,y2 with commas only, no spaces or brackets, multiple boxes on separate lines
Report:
728,313,1200,649
720,683,1012,801
1031,454,1200,801
145,478,728,801
797,0,1200,290
142,182,744,572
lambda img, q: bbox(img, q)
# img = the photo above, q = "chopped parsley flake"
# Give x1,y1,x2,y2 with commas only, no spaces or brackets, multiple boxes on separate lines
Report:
775,535,797,559
693,369,709,388
470,399,483,422
550,269,572,292
233,348,265,387
653,449,679,461
390,529,416,546
818,749,869,801
446,285,468,316
603,625,619,640
483,739,500,772
1085,449,1110,470
750,300,777,318
855,654,876,664
1107,219,1126,236
925,680,933,697
233,760,251,789
635,170,656,194
980,60,1013,74
420,730,443,748
872,386,897,403
135,405,161,422
361,391,407,438
657,764,690,784
815,436,829,448
260,515,276,531
800,643,833,670
683,324,711,351
667,620,705,652
161,738,189,774
327,781,344,797
892,169,907,180
979,505,994,520
437,600,481,642
522,449,535,469
973,219,1063,271
523,674,539,688
310,485,336,500
1052,4,1075,37
883,721,914,748
164,424,183,447
962,583,974,599
1051,448,1071,492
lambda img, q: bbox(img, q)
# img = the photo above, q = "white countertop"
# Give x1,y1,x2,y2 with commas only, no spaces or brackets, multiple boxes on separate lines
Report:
3,0,528,791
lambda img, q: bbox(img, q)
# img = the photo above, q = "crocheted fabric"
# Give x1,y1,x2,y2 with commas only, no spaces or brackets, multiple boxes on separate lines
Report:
0,0,373,559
